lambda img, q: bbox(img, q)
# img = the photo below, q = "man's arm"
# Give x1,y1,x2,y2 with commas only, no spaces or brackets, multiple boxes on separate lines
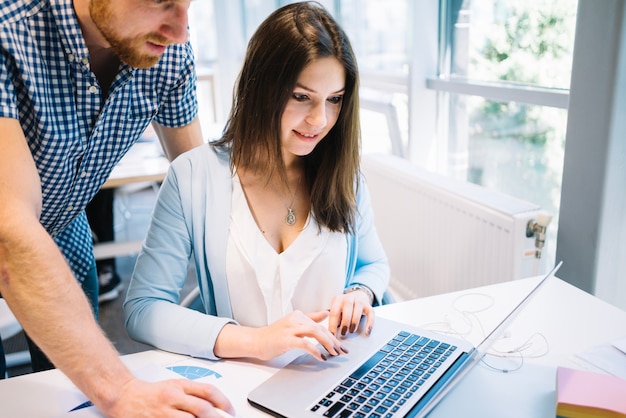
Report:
0,117,233,417
152,115,204,161
0,117,134,408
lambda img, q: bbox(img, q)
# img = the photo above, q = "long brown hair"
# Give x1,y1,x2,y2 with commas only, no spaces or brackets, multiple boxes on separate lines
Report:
214,1,361,233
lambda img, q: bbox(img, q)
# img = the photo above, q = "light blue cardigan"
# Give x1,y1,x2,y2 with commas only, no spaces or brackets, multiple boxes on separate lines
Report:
124,144,390,360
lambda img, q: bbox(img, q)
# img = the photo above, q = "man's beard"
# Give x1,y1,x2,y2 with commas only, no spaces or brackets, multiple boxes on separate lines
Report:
89,0,170,69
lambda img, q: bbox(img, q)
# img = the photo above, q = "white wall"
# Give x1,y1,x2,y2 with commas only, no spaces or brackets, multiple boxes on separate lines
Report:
556,0,626,310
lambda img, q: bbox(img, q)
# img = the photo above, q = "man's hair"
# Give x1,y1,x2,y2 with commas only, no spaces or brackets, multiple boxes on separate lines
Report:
215,1,360,233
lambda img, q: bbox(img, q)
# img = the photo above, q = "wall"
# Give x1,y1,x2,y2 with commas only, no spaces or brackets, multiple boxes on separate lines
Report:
556,0,626,311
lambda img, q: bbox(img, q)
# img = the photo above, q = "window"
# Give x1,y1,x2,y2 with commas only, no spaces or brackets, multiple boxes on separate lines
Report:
430,0,578,265
188,0,219,134
337,0,410,156
194,1,578,267
338,0,410,77
188,0,217,66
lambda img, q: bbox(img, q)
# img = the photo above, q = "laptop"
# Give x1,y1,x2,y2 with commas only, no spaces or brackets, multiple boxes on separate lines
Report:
248,262,563,418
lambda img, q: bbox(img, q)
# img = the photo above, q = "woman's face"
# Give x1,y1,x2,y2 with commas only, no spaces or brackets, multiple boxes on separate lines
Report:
280,57,346,165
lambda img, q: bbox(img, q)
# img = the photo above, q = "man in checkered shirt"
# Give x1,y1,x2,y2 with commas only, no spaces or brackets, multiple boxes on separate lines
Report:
0,0,234,416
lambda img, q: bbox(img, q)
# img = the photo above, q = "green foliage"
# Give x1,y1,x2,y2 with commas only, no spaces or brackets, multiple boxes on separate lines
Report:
467,0,576,144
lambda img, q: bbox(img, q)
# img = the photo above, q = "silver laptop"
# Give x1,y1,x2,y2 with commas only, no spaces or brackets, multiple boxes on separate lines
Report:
248,262,563,418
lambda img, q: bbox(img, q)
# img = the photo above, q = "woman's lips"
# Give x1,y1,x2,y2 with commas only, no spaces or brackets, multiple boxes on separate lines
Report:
294,130,321,141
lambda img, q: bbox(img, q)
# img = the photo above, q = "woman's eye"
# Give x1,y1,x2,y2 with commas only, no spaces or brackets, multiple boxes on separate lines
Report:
328,96,343,105
292,93,309,102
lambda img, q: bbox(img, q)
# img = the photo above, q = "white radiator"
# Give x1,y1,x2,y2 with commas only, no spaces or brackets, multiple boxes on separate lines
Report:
362,154,545,301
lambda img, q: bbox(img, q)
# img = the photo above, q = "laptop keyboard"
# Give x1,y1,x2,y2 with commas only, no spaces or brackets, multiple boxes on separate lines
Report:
310,331,458,418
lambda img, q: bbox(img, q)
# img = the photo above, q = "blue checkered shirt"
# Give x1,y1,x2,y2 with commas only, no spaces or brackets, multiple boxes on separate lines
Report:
0,0,198,279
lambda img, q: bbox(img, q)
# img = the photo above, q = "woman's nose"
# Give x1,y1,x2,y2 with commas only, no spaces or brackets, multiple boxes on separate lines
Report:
305,102,328,128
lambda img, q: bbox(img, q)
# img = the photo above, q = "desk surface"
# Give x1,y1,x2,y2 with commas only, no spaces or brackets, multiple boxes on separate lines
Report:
102,141,169,189
1,277,624,417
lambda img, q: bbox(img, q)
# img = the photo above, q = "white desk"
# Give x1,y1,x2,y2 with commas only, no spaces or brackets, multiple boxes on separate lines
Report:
101,141,169,190
1,276,624,417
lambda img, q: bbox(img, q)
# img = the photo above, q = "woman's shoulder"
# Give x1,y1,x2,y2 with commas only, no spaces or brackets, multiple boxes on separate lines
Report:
167,143,232,197
171,143,230,171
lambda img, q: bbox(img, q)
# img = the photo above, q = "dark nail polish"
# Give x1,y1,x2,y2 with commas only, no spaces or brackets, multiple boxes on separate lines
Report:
341,326,348,336
340,345,349,354
321,353,328,361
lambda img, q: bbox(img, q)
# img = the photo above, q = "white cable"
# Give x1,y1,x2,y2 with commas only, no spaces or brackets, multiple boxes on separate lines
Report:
421,293,550,373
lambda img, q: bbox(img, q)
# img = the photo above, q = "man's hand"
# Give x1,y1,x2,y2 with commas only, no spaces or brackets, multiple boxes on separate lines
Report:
102,377,235,418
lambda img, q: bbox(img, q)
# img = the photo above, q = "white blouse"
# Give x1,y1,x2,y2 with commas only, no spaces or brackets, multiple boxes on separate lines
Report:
226,174,347,327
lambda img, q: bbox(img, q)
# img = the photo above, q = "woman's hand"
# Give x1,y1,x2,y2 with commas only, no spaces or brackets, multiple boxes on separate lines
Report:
215,310,348,361
328,290,375,337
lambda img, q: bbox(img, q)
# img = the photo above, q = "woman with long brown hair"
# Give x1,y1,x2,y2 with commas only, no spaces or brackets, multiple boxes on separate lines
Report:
125,2,389,363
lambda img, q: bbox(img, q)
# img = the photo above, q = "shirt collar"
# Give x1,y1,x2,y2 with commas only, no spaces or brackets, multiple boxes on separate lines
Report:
49,0,135,77
49,0,90,63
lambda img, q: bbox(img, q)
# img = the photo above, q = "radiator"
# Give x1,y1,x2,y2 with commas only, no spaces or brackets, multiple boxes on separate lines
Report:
362,154,545,301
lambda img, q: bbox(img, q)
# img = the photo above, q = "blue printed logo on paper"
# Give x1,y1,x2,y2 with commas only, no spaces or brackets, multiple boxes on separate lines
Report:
167,365,222,380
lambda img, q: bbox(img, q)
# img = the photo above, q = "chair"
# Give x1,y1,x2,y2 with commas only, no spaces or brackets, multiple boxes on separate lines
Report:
0,299,31,375
180,285,203,312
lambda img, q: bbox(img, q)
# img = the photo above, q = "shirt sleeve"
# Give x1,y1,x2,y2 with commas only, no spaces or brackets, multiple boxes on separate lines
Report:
153,41,198,128
349,175,391,305
123,160,233,360
0,50,19,119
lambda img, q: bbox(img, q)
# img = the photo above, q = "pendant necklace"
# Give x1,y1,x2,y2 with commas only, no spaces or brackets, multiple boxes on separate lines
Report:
275,176,302,226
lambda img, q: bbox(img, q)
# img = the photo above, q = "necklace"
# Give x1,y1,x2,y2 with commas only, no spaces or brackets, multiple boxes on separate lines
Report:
274,176,302,226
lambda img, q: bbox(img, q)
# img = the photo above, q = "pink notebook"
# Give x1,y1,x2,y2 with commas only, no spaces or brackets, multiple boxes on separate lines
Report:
556,366,626,418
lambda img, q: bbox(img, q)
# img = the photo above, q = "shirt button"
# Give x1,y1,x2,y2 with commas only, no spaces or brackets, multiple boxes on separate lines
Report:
66,205,74,211
80,171,88,178
88,85,98,94
68,54,75,62
82,57,89,65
